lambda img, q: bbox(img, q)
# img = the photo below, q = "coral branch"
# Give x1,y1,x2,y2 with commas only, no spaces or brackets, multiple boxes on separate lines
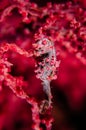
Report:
0,43,40,130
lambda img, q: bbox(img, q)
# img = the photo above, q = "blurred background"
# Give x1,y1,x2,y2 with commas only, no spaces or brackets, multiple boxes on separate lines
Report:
0,0,86,130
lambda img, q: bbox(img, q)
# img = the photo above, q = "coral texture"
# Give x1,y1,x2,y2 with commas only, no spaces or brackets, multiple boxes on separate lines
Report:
0,0,86,130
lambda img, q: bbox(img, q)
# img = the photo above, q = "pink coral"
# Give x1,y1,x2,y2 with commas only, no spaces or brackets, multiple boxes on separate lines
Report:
0,0,86,130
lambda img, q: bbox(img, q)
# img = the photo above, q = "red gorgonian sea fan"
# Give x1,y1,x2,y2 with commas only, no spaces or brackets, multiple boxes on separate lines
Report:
0,0,86,130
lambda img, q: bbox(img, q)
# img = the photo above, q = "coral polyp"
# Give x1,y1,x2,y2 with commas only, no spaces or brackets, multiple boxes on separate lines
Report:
0,0,86,130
